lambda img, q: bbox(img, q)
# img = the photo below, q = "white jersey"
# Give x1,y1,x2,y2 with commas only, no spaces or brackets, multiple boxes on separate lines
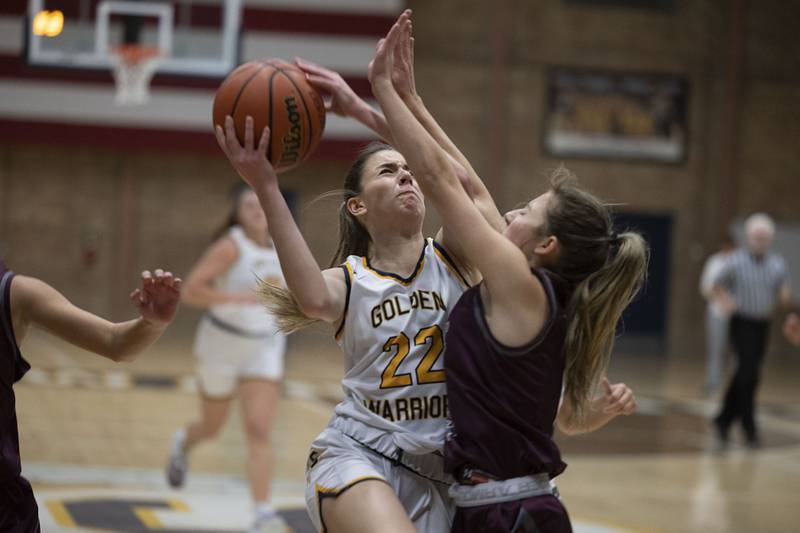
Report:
208,225,284,335
333,238,469,455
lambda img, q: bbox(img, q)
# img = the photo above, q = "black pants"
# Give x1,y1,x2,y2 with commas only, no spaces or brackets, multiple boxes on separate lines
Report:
716,315,770,440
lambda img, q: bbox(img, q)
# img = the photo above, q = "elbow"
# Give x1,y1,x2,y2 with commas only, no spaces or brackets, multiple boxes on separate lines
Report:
104,345,139,363
296,295,335,321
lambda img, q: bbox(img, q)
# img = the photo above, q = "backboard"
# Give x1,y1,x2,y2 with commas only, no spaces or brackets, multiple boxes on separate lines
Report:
26,0,241,77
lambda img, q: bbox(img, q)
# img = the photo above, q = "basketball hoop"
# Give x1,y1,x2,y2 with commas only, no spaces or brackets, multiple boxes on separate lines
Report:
110,45,161,105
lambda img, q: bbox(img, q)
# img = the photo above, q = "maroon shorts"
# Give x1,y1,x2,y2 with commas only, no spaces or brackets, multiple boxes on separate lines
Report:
451,494,572,533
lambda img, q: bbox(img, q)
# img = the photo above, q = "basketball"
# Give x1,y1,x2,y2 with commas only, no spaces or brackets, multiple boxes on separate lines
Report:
213,59,326,173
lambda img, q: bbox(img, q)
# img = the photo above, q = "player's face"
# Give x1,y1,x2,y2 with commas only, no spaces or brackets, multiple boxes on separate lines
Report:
359,150,425,221
502,192,552,257
237,190,268,234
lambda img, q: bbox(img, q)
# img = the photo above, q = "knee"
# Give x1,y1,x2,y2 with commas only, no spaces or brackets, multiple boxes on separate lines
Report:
244,417,272,444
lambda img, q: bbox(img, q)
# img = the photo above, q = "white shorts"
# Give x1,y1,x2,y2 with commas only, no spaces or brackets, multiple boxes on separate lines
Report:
305,424,454,532
193,315,286,398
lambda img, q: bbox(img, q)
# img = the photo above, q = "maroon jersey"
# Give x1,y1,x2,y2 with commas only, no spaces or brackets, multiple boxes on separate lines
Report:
444,268,569,481
1,262,40,532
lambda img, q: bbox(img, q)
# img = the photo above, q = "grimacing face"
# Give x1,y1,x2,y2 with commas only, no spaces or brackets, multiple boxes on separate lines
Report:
351,149,426,224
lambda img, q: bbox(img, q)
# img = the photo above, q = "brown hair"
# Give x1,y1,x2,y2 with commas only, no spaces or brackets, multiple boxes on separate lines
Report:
545,167,649,424
259,142,393,333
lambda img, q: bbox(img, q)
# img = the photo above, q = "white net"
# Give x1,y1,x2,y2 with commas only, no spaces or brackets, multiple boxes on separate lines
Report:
110,47,161,106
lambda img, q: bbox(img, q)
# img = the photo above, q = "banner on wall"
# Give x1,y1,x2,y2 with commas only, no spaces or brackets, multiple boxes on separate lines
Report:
543,67,688,163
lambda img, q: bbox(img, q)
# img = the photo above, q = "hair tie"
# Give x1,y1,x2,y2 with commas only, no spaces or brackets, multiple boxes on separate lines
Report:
609,232,622,246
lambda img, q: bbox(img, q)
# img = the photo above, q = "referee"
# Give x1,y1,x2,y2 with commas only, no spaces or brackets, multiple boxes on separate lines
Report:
711,213,792,448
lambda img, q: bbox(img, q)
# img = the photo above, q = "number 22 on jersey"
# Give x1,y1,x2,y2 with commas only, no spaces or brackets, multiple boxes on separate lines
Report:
380,325,446,389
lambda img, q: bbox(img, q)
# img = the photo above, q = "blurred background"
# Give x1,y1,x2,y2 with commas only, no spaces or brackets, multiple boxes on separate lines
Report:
1,0,799,532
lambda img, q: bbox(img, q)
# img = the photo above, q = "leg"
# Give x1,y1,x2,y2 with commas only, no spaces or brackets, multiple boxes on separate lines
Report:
166,394,233,488
715,316,746,442
184,394,234,450
322,480,416,533
739,321,770,443
239,378,281,504
705,310,728,391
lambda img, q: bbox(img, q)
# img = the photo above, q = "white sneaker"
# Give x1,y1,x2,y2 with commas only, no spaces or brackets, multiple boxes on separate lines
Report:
249,511,288,533
165,428,188,488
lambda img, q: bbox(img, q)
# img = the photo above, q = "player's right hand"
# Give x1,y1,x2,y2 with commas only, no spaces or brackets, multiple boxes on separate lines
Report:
215,115,278,191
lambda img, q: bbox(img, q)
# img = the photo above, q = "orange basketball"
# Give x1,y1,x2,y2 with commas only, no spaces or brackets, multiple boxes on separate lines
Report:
213,59,326,173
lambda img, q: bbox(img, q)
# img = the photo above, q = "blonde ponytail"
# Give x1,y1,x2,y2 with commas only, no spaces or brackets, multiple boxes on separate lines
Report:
543,168,649,424
562,232,648,423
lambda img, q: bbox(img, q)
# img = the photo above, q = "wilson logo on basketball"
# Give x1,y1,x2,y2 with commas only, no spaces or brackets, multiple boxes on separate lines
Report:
280,96,302,166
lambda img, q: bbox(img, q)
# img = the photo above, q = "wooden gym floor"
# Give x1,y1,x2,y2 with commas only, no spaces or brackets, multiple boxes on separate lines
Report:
16,326,800,532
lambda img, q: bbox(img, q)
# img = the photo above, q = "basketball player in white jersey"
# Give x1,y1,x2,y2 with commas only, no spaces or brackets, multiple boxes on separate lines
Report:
165,184,287,533
215,52,504,529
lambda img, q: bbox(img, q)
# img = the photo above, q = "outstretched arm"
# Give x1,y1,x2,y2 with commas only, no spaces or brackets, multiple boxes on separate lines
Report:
11,269,180,362
295,52,504,241
293,57,395,144
557,378,636,435
214,116,346,323
370,13,546,347
390,25,504,235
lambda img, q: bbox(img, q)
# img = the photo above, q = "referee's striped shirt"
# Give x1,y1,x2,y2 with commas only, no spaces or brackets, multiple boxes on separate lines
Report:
714,248,790,320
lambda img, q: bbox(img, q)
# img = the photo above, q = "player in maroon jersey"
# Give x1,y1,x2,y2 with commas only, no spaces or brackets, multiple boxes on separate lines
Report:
370,13,648,532
0,262,180,532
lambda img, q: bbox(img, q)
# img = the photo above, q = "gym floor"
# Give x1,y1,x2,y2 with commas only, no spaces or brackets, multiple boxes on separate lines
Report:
17,327,800,533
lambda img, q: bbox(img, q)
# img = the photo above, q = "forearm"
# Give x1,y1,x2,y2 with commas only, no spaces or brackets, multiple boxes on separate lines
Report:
254,182,332,316
350,99,395,144
373,80,453,188
107,318,168,361
404,95,504,230
405,95,478,184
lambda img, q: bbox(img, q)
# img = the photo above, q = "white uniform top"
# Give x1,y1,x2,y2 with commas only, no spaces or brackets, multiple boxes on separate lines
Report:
333,238,469,455
208,225,284,336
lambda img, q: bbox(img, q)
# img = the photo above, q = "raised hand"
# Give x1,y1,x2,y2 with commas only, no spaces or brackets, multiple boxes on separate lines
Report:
294,58,364,118
599,377,636,416
214,115,279,191
391,11,417,101
131,269,182,325
368,10,410,87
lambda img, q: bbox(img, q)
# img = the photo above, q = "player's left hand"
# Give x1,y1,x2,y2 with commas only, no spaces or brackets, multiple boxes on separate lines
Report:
600,377,636,416
131,269,182,325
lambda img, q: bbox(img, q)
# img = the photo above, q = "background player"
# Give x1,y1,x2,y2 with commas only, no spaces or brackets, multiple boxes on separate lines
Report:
165,184,287,533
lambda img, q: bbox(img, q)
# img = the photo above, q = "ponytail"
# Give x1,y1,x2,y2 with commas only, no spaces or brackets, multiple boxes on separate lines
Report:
544,168,649,424
562,232,648,423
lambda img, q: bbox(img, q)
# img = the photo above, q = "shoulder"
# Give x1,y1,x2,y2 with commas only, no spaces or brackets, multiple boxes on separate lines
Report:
428,238,472,287
207,234,240,260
